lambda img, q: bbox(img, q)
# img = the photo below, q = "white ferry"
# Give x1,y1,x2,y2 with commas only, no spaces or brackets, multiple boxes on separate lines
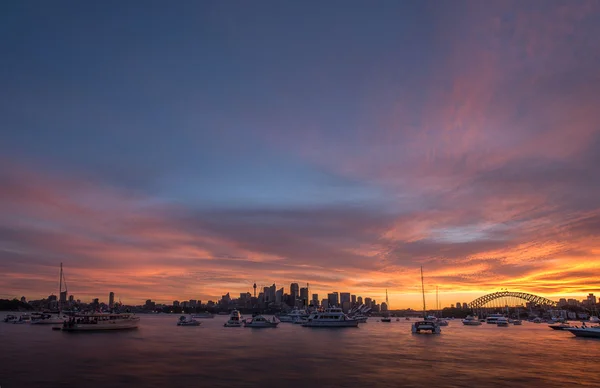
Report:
61,313,139,332
302,308,359,328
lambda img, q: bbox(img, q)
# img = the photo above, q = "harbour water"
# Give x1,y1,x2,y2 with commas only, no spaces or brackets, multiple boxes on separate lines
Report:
1,313,599,387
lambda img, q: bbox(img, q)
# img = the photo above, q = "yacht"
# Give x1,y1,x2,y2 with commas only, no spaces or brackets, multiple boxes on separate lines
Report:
191,311,214,319
278,308,308,323
243,315,279,328
512,319,523,325
13,314,31,324
30,312,66,325
496,317,509,327
462,315,482,326
412,319,441,334
3,314,18,323
224,310,243,327
589,316,600,324
411,267,441,334
564,326,600,338
177,315,201,326
62,313,139,331
549,322,571,330
302,308,359,328
485,314,505,324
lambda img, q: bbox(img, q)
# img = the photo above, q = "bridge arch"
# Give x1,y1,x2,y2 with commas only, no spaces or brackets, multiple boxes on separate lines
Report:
469,291,556,309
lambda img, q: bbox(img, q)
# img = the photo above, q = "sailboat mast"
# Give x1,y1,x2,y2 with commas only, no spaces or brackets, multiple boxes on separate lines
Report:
420,266,426,317
436,286,439,317
59,262,63,313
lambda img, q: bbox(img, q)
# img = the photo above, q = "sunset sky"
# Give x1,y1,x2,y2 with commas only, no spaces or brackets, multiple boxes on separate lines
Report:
1,1,599,308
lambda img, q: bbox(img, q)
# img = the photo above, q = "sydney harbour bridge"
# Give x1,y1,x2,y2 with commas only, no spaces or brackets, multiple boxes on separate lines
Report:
468,291,556,310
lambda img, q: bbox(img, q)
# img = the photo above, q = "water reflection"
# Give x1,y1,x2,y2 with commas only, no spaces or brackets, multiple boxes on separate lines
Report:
1,314,599,387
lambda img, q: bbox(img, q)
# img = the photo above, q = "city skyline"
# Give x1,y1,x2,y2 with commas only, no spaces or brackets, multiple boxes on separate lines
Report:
1,2,600,309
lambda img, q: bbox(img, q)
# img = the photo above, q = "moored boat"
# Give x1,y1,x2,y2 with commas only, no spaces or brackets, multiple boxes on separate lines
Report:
13,314,31,324
412,320,441,334
3,314,18,323
191,311,214,319
30,312,66,325
485,314,505,324
496,317,509,327
564,326,600,338
224,310,243,327
411,267,441,334
462,315,482,326
62,313,139,332
549,322,571,330
302,308,359,328
243,315,279,328
512,320,523,325
177,315,201,326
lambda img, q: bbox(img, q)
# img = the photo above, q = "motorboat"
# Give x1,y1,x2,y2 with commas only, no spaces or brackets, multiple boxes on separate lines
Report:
224,310,243,327
412,320,441,334
589,316,600,324
381,317,392,323
278,307,308,323
462,315,482,326
437,319,449,326
564,326,600,338
549,322,571,330
13,314,31,324
191,311,214,319
62,313,139,331
243,315,279,328
532,317,543,323
512,320,523,325
496,317,509,327
302,308,359,328
485,314,505,324
30,312,66,325
177,315,201,326
3,314,18,323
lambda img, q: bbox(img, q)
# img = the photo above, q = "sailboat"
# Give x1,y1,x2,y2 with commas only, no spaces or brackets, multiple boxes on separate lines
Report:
31,263,68,325
433,286,448,326
381,289,391,322
411,266,441,334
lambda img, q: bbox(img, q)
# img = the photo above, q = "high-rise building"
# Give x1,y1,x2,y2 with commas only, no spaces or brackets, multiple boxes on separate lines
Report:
462,302,469,310
364,297,372,308
300,287,309,305
587,293,597,306
357,296,363,305
456,302,461,309
20,296,26,303
189,299,198,308
311,294,319,307
173,300,180,307
328,292,339,307
290,283,299,304
59,291,67,305
276,288,284,304
351,295,356,305
381,302,388,312
340,292,351,305
68,295,74,303
321,299,329,309
109,292,115,308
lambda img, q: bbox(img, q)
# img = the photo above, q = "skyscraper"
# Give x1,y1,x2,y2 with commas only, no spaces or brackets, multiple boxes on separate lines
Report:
328,292,339,307
109,292,115,308
351,295,356,305
312,294,319,306
300,287,309,305
276,288,284,304
357,296,363,305
340,292,351,304
364,297,372,308
290,283,299,304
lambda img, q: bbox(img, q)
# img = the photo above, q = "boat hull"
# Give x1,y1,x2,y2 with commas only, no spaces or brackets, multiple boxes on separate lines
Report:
31,319,64,325
62,321,139,332
302,320,359,328
565,328,600,338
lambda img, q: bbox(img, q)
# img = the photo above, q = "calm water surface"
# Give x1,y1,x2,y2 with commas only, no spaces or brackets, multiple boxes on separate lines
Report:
1,313,599,387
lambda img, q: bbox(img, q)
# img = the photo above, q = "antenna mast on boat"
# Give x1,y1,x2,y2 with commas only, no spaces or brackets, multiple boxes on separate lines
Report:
420,266,426,318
